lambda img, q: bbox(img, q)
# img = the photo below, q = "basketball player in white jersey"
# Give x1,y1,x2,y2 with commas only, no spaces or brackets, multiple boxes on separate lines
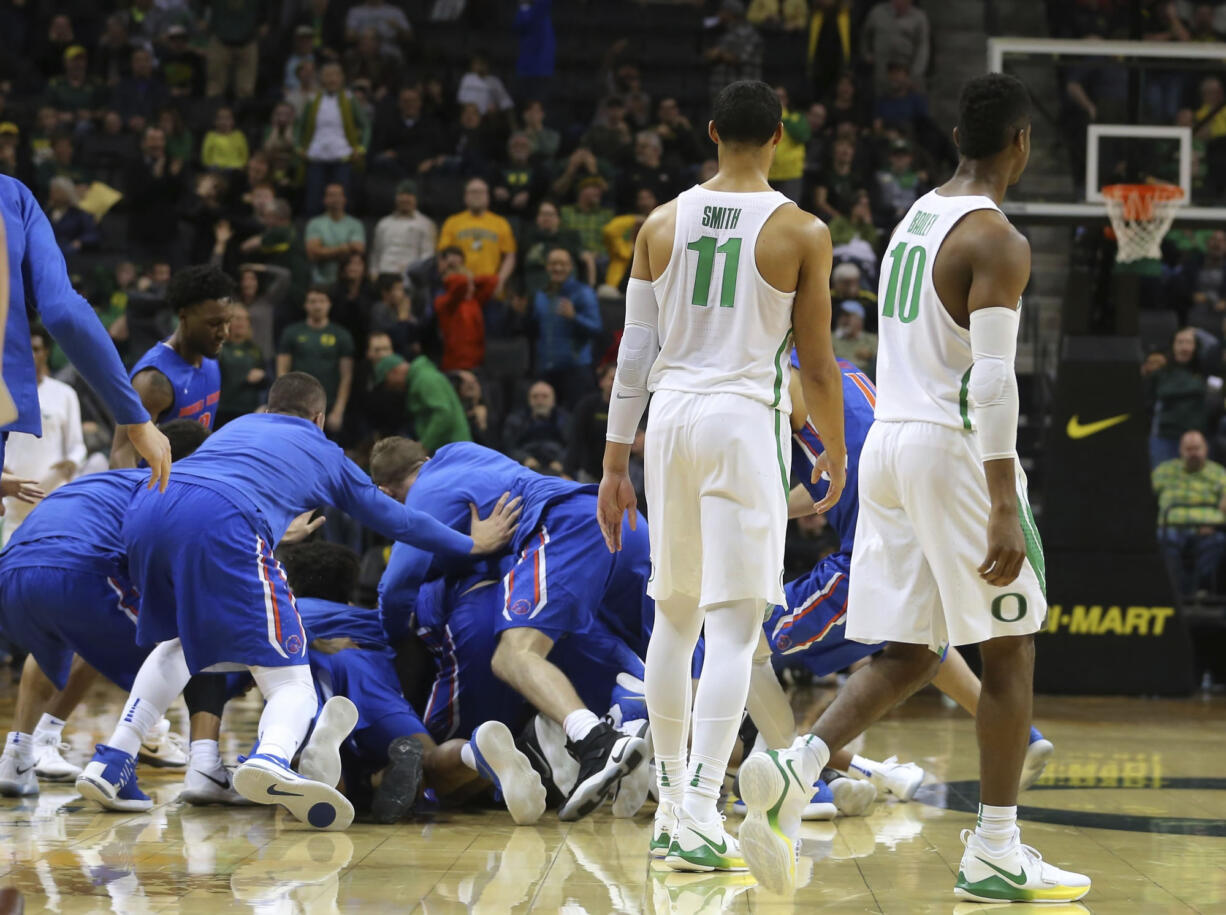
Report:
596,80,847,872
738,74,1091,901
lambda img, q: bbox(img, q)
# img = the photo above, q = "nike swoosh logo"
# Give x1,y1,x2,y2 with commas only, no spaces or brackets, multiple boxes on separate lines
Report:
784,758,807,791
975,856,1028,885
198,771,230,790
266,784,303,798
610,743,627,765
1066,413,1129,439
690,827,728,855
15,765,32,775
614,392,639,400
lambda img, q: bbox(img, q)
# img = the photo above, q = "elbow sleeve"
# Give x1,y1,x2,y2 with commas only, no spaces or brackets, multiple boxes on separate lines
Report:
967,307,1020,462
607,278,660,444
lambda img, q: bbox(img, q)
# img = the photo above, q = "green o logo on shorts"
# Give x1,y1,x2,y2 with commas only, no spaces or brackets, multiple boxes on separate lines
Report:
991,593,1028,623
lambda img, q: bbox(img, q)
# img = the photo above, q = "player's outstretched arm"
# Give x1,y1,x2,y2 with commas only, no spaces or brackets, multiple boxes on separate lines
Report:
599,207,666,551
965,215,1030,587
791,216,846,515
110,369,174,486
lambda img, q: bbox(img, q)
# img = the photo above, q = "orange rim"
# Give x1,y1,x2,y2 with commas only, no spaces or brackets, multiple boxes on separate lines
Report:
1102,183,1185,222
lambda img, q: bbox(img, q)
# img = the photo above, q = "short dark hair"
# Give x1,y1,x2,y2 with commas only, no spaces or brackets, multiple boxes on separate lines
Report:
369,436,428,487
280,541,359,603
166,264,234,313
29,323,51,351
440,245,464,260
267,372,327,418
160,418,209,461
377,274,404,295
712,80,781,147
956,73,1030,160
306,284,332,300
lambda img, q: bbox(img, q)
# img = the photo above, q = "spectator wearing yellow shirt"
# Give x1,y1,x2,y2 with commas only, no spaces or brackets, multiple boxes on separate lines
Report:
1195,76,1226,141
201,106,250,170
602,187,657,291
1153,429,1226,596
437,177,517,295
768,86,810,203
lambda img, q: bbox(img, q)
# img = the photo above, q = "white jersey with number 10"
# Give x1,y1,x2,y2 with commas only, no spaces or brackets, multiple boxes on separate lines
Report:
648,187,796,413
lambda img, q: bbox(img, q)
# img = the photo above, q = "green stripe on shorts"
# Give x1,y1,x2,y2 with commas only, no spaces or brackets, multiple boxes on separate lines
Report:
1017,493,1046,596
774,410,789,499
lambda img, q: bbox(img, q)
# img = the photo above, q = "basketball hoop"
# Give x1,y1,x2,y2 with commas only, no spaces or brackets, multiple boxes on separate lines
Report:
1101,184,1185,263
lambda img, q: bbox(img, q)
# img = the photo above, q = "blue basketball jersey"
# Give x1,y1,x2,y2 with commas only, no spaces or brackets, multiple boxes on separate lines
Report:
130,341,221,428
791,355,876,552
296,597,393,655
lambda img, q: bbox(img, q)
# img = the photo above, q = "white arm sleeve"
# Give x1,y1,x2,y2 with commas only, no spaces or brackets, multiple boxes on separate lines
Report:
967,306,1020,462
606,278,660,445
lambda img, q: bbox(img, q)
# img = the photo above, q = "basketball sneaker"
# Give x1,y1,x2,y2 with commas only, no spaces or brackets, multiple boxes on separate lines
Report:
516,714,578,807
665,808,747,872
0,749,38,796
232,752,354,831
469,720,547,826
33,734,80,781
827,769,877,817
76,744,153,811
651,798,678,857
737,736,828,895
179,761,251,806
370,737,424,824
297,696,359,787
608,671,647,728
864,756,926,801
611,719,652,818
1020,727,1054,791
800,779,838,821
137,719,187,768
557,720,647,821
954,829,1091,903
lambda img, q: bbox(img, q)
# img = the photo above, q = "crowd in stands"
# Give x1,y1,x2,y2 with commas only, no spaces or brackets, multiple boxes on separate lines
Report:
0,0,942,571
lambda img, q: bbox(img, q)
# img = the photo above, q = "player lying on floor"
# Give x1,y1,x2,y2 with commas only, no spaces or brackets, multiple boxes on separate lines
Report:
371,437,653,821
0,420,260,803
410,563,654,818
279,540,547,825
75,374,520,830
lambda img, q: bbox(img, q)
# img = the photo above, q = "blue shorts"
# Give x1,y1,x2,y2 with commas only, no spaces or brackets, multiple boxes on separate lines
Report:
123,482,307,674
421,582,529,742
497,495,653,652
311,647,427,785
0,565,146,690
766,554,882,677
551,624,646,719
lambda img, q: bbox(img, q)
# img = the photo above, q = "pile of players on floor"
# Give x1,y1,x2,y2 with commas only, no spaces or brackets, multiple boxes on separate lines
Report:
0,373,1053,887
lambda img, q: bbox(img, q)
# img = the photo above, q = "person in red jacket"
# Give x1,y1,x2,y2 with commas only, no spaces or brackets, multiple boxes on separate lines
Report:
433,245,491,371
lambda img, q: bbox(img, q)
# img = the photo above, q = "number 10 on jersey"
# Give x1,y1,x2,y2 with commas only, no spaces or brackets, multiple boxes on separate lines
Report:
881,241,926,323
687,235,741,308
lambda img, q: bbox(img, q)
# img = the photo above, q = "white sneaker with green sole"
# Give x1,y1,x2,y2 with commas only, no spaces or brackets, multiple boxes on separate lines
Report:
664,808,746,873
954,830,1090,903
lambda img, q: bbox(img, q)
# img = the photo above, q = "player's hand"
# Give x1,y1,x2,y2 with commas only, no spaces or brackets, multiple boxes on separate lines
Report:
281,509,326,544
0,474,44,507
596,470,637,552
812,449,846,515
469,492,522,553
124,421,172,492
979,507,1026,586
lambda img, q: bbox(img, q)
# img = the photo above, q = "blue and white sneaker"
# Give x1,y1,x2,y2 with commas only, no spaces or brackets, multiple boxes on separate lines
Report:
1021,727,1054,791
470,721,546,825
826,770,877,817
801,779,838,821
76,745,153,812
608,672,647,728
232,752,354,831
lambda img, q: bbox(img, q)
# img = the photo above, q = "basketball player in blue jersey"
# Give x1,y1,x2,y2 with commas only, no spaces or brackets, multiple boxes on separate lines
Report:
0,421,211,801
369,437,652,821
0,174,170,483
110,264,232,467
77,373,520,830
279,542,547,826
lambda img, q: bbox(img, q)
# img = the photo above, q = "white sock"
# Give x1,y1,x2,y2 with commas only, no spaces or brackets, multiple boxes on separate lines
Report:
847,753,877,780
644,595,703,811
562,709,600,744
460,742,477,771
189,739,221,772
975,803,1018,854
5,732,33,765
682,599,762,824
33,714,66,742
107,639,191,758
251,664,318,763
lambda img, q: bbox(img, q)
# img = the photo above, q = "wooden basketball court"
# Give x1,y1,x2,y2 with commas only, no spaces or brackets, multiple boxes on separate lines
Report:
0,682,1222,914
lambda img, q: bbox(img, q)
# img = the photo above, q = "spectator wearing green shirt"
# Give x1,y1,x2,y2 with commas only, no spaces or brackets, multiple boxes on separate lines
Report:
46,46,106,130
373,353,471,454
1144,327,1209,467
305,183,366,285
276,287,355,435
561,177,614,257
217,303,267,427
206,0,268,99
1153,429,1226,596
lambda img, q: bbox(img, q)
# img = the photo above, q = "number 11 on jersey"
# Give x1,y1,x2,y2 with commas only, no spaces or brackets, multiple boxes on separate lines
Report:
688,235,742,308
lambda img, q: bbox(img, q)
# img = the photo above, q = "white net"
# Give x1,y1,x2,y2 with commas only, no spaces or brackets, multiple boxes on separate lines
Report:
1102,184,1184,263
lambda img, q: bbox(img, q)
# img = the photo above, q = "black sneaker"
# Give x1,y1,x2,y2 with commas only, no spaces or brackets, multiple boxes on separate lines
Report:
558,721,647,821
371,737,424,824
515,717,567,809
